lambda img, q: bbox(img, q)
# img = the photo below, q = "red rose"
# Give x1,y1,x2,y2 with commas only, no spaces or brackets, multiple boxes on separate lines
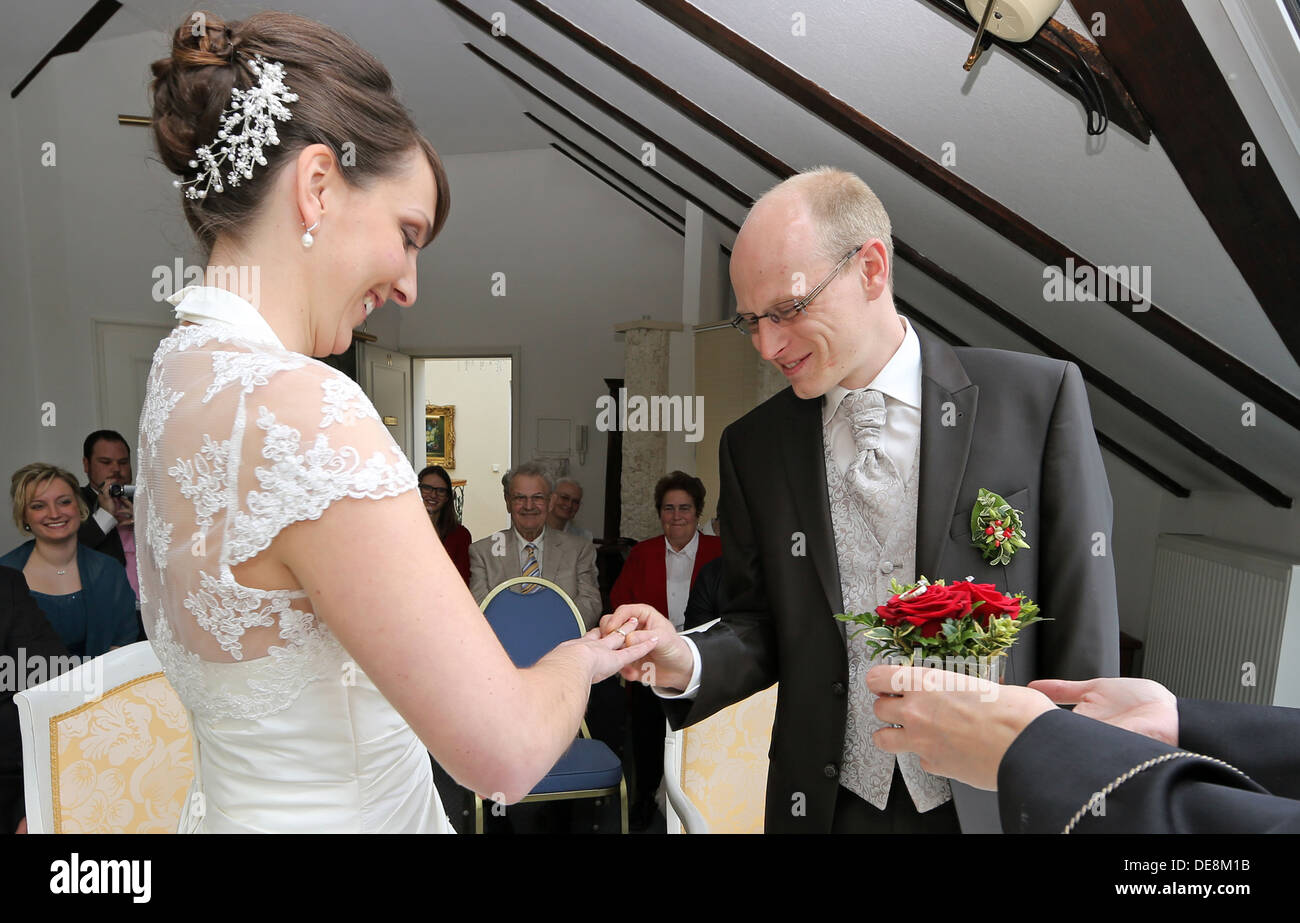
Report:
957,582,1021,626
875,583,973,638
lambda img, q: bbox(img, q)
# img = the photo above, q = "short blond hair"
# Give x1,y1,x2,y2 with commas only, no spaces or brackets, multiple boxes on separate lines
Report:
763,166,894,288
10,463,89,532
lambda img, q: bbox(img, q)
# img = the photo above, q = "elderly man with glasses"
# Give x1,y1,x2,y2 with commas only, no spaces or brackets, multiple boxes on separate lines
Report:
604,167,1120,834
467,461,602,630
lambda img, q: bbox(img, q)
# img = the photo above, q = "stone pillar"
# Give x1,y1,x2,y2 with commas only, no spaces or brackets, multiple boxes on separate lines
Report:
615,320,682,540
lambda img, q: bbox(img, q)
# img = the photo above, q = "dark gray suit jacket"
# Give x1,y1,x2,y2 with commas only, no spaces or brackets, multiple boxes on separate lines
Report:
663,323,1120,833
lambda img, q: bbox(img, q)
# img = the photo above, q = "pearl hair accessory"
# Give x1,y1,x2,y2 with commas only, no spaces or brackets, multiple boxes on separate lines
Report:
173,54,298,201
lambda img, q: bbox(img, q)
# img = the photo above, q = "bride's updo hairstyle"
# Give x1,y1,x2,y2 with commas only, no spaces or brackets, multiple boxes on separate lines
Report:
150,10,449,258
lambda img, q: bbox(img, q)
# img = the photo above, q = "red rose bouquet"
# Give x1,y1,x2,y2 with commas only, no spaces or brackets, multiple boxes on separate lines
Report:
835,577,1044,673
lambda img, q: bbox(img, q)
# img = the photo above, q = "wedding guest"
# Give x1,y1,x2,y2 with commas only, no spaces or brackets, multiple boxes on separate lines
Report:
419,465,471,584
0,565,70,834
865,666,1300,833
610,470,721,830
77,430,146,641
468,462,602,629
547,477,593,543
610,472,721,630
78,430,135,586
1,465,137,658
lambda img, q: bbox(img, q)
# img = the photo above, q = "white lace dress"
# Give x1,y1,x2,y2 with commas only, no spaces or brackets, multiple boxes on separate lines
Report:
137,285,451,833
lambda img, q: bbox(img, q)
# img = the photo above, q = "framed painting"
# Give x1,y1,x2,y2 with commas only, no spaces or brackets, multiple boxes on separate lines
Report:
425,404,456,469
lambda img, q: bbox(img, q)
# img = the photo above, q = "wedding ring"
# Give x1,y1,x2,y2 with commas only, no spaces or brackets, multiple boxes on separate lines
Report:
614,626,630,638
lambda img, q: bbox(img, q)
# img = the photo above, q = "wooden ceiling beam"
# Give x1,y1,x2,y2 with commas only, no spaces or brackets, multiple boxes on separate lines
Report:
1072,0,1300,369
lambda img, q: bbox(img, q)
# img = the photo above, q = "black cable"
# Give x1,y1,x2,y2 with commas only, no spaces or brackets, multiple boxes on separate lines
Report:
1054,24,1109,135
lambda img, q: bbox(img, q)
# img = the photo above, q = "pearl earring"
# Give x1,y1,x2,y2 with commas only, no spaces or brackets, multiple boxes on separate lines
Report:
301,219,320,249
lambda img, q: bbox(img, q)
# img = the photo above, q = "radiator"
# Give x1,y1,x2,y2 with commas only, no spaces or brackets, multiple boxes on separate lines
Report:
1143,534,1300,707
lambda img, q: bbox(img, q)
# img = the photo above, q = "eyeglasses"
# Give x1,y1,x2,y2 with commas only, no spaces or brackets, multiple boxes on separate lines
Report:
730,245,864,336
419,486,450,497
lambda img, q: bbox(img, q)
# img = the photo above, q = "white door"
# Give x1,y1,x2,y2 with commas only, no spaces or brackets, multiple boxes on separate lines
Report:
358,343,415,468
95,322,175,453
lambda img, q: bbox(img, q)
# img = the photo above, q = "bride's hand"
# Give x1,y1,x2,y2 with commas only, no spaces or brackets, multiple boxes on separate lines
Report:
561,619,658,685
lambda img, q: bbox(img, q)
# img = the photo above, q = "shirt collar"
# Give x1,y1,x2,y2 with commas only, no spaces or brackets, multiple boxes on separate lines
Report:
666,532,700,558
515,527,546,549
166,285,285,350
822,315,922,427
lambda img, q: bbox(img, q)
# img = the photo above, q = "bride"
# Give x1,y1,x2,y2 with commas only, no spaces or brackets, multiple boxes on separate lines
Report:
139,10,653,832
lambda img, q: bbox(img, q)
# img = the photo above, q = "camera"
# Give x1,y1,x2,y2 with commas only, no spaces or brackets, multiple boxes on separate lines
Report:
108,483,136,500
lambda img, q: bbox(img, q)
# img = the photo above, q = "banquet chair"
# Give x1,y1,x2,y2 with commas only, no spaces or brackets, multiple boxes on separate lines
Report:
15,640,194,833
663,655,778,834
476,576,628,833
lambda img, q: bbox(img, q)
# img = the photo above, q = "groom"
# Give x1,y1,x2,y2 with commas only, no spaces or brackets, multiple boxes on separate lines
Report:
607,168,1119,833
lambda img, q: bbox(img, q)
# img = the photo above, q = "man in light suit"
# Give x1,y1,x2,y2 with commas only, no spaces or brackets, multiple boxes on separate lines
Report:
469,461,602,630
605,168,1119,833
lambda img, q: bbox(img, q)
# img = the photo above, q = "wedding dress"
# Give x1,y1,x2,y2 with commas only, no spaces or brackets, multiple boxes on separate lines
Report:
136,285,452,833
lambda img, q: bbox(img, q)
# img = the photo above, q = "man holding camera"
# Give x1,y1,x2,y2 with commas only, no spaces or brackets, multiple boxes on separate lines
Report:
78,430,138,603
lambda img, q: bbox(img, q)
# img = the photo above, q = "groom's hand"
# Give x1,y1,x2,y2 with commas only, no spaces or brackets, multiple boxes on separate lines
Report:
600,604,694,692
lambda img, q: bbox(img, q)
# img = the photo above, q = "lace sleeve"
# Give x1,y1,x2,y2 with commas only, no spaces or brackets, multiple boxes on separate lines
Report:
226,364,417,566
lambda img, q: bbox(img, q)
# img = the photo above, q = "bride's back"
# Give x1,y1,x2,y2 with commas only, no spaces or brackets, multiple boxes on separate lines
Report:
137,290,452,832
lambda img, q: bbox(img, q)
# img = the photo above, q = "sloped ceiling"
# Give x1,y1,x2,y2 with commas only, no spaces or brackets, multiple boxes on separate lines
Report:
8,0,1299,503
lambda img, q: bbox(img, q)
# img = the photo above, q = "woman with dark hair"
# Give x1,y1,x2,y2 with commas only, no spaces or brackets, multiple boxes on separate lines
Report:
609,470,721,828
0,464,137,658
419,465,471,584
138,10,651,833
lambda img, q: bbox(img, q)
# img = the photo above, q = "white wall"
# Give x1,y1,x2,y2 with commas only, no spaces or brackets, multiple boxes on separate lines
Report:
3,32,184,552
422,358,513,541
394,148,685,536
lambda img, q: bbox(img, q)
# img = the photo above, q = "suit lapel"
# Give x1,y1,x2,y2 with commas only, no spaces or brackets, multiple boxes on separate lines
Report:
779,390,843,616
913,323,979,581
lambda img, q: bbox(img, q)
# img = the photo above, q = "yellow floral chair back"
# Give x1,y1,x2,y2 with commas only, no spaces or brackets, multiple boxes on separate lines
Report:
667,684,777,834
50,672,193,834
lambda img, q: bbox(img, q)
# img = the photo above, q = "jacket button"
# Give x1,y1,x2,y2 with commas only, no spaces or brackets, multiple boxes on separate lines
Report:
831,681,845,696
880,561,894,574
823,763,838,778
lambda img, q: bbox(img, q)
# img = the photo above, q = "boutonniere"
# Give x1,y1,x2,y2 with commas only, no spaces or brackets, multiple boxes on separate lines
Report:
970,488,1028,566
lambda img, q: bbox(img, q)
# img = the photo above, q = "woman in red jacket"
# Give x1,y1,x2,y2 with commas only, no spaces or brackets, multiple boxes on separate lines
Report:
610,471,721,627
610,470,720,829
419,465,471,585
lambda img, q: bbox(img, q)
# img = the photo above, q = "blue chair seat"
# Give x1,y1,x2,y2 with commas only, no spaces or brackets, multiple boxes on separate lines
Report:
530,738,623,795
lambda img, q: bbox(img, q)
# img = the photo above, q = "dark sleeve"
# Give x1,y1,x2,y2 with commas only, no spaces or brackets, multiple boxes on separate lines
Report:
997,705,1300,834
445,527,472,585
1174,698,1300,799
1036,362,1120,679
0,568,68,832
77,490,111,550
663,426,778,729
683,558,722,631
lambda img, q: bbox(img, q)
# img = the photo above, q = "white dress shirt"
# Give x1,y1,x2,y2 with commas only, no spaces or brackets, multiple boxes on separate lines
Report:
664,532,700,630
657,317,923,699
